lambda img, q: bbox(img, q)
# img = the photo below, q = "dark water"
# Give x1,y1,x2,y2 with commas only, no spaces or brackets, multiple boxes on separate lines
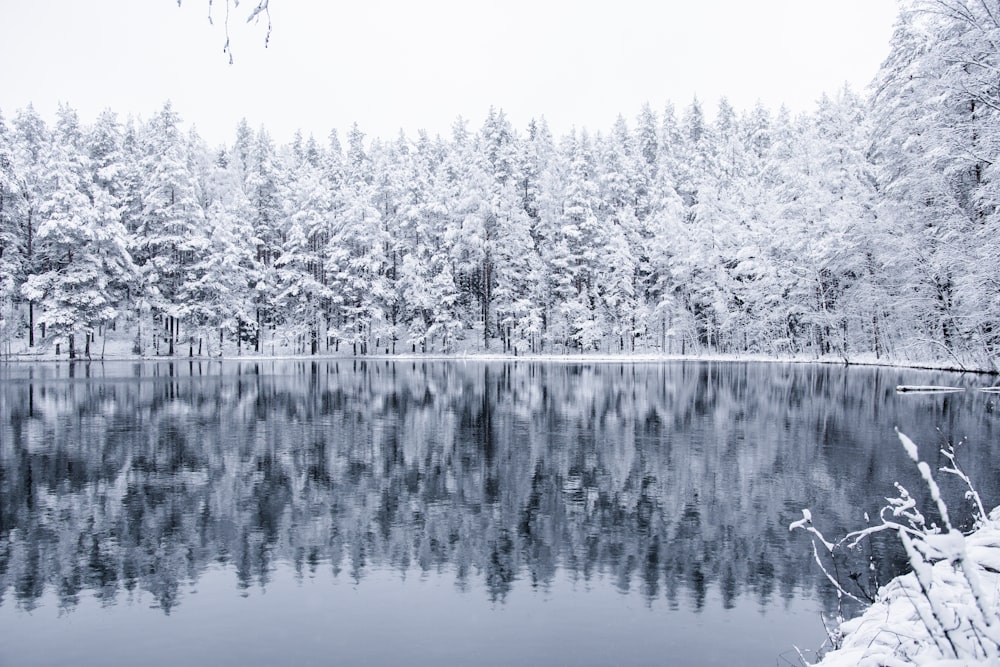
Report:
1,360,998,666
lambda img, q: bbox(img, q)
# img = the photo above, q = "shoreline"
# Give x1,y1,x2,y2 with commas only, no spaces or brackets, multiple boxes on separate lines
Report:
1,348,997,376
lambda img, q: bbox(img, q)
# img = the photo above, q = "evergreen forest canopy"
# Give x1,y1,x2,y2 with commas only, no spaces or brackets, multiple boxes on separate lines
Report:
1,0,999,369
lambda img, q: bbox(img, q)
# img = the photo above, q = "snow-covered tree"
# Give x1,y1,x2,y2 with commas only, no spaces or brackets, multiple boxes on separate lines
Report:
325,125,389,354
7,36,1000,366
10,105,49,347
21,105,133,358
0,111,21,351
134,102,206,355
275,150,333,354
869,0,1000,369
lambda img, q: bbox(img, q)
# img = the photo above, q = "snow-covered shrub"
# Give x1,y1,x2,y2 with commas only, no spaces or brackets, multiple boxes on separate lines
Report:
791,429,1000,665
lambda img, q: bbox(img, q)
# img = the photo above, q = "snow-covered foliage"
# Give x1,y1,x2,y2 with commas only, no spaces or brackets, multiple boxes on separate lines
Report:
1,2,1000,364
815,512,1000,666
792,430,1000,665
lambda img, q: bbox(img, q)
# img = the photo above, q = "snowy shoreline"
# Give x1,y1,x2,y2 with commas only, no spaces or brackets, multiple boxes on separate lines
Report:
813,507,1000,666
2,347,997,376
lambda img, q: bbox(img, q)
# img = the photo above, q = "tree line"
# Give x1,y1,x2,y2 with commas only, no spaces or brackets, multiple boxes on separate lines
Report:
0,0,998,368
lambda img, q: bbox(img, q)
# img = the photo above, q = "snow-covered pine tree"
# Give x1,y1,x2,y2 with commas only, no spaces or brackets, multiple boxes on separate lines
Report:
244,125,283,353
135,102,206,355
325,124,388,355
549,129,604,351
802,88,879,358
21,104,132,358
11,105,49,347
407,133,464,352
86,109,138,354
370,133,412,354
275,145,333,354
478,108,535,353
0,111,21,353
596,118,642,351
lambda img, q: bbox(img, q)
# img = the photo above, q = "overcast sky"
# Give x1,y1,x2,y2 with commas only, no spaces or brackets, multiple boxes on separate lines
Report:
0,0,900,145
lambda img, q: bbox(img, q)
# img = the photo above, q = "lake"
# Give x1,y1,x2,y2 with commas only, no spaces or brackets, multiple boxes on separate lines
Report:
1,360,998,666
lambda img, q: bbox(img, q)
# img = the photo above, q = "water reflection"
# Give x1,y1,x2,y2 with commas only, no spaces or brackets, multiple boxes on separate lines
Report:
1,361,997,620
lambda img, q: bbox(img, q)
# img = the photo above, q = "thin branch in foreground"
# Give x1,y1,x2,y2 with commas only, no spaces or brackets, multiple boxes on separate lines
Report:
792,431,1000,663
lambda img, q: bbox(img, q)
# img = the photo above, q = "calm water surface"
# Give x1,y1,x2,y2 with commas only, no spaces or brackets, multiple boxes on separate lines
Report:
1,360,998,666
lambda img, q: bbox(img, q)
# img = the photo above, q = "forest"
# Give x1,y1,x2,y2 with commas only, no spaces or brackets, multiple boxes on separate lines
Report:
1,0,998,369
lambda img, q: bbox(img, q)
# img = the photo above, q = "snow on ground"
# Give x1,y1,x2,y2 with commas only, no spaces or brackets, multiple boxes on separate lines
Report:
1,331,992,376
814,507,1000,666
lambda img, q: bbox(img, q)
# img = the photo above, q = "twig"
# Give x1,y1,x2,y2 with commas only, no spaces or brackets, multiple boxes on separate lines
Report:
900,529,960,658
811,540,865,605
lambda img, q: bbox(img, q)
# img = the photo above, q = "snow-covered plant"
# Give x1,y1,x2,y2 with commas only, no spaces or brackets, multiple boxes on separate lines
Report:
791,429,1000,665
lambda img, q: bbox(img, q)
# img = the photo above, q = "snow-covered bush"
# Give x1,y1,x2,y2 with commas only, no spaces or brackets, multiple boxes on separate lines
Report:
791,429,1000,665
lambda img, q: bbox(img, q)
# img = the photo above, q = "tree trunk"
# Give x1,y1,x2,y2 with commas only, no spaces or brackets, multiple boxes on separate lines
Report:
69,334,76,360
255,308,261,353
872,314,882,359
27,207,34,347
483,301,489,350
482,257,491,351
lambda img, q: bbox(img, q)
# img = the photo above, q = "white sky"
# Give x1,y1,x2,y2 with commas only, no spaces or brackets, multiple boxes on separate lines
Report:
0,0,900,146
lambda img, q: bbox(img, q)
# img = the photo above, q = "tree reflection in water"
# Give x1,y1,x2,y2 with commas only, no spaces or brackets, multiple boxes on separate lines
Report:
1,360,997,616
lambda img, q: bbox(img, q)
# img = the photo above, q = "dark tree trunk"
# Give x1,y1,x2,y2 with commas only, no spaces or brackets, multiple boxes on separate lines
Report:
255,308,261,353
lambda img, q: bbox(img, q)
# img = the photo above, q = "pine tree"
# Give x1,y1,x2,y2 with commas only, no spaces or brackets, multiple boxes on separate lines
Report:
398,132,463,352
0,111,21,351
192,144,260,355
87,109,138,354
135,102,206,355
477,108,530,351
596,119,643,351
325,124,388,354
275,149,333,354
547,130,604,350
11,105,48,347
371,134,411,353
20,105,133,358
236,125,284,352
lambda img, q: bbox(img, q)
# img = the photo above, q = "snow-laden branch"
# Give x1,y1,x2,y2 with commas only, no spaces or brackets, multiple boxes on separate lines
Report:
792,430,1000,665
